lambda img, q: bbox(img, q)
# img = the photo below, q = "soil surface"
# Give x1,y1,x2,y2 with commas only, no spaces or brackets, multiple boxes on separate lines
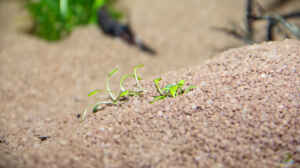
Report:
1,0,300,168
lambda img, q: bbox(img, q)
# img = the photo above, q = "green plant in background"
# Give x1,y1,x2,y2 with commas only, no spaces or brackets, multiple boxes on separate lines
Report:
26,0,122,41
150,78,196,104
82,65,144,120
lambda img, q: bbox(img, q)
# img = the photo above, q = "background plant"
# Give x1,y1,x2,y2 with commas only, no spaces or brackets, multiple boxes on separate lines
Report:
25,0,122,41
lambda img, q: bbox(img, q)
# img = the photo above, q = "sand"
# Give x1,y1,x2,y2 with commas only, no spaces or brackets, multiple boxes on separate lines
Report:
1,0,300,168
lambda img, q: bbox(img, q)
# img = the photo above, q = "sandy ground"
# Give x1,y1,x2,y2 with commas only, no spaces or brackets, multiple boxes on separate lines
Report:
1,0,300,168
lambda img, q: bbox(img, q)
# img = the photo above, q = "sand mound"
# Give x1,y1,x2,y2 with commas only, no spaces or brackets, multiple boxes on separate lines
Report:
1,0,300,167
1,39,300,168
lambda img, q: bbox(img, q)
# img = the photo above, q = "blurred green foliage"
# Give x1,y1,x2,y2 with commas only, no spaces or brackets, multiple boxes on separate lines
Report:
26,0,122,41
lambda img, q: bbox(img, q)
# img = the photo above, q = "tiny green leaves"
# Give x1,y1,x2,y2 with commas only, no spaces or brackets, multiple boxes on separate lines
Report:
177,80,185,88
108,68,119,77
152,96,166,103
280,153,295,168
120,74,131,92
154,78,163,95
82,65,145,120
82,65,196,120
133,64,144,91
169,85,178,97
151,78,195,103
119,90,129,98
106,68,119,101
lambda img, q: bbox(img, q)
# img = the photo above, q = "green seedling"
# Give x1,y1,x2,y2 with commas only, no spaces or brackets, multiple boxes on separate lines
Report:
279,153,295,168
82,65,144,120
133,64,144,91
150,78,196,103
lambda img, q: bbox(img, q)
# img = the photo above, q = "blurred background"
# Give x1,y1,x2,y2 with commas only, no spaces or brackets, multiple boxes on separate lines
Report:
0,0,300,110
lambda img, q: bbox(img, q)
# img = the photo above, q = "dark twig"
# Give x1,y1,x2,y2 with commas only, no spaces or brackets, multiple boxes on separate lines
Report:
282,12,300,19
266,0,295,11
97,6,156,55
245,0,254,41
213,27,254,44
266,17,276,40
216,0,300,44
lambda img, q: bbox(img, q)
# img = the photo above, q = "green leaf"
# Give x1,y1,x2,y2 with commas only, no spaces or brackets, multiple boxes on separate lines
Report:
26,0,122,41
92,104,101,113
154,78,163,95
88,89,103,96
108,68,119,78
59,0,68,18
92,101,113,113
154,78,162,84
134,64,144,70
164,84,174,89
177,80,185,88
120,74,131,92
133,64,144,90
93,0,106,9
119,90,129,97
155,96,166,100
106,68,118,101
150,96,166,104
169,85,178,97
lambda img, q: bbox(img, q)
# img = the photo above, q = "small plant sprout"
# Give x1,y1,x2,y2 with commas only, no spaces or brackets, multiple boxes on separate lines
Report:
133,64,144,91
150,78,196,104
280,153,295,168
81,65,145,120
